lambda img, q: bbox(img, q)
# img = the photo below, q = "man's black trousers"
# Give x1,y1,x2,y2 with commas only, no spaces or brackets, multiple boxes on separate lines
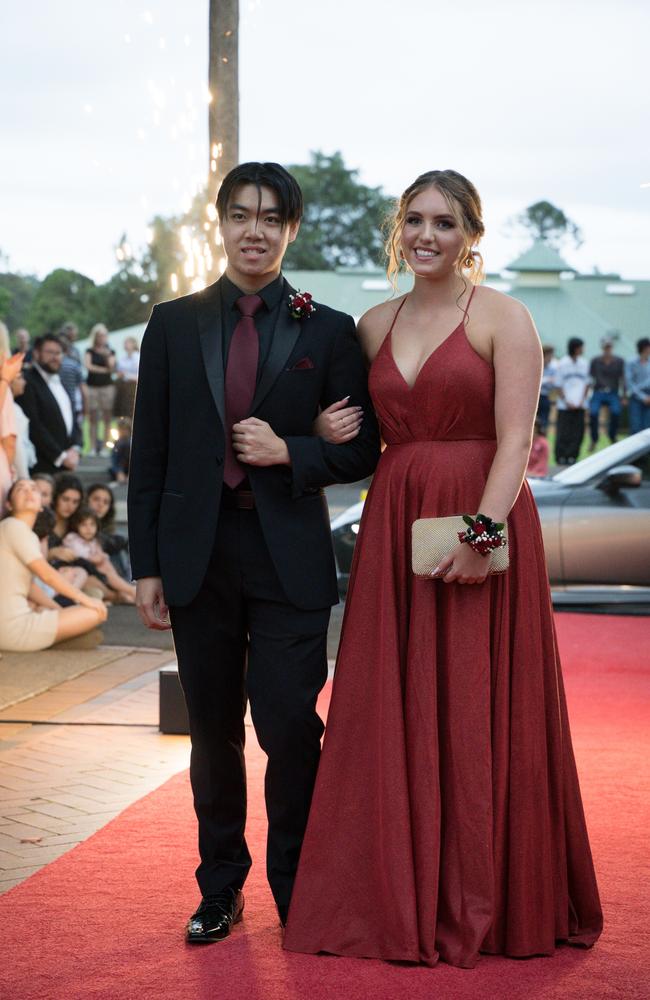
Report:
170,506,330,911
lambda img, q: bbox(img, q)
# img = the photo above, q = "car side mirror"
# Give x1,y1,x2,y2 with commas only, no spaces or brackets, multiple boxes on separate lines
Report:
599,465,642,491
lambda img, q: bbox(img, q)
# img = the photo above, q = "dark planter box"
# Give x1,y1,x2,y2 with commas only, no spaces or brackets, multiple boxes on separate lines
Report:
159,666,190,735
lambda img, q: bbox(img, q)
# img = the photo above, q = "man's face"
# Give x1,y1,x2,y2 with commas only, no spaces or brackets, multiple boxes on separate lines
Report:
15,329,30,350
220,184,299,290
36,340,63,374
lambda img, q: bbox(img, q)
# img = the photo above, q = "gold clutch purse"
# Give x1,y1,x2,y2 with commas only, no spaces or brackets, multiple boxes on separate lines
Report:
411,516,509,577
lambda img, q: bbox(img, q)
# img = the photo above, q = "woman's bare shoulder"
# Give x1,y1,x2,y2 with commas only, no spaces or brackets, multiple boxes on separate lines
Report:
357,296,406,361
476,285,533,324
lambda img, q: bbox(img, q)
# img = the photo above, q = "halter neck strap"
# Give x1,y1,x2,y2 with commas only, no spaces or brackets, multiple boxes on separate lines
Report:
387,296,408,338
463,283,477,323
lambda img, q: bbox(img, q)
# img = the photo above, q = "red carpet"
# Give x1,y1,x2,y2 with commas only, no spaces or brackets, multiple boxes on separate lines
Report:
1,613,648,1000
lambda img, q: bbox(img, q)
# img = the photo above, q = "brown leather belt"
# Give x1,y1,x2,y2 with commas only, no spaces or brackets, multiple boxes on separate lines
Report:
221,489,256,510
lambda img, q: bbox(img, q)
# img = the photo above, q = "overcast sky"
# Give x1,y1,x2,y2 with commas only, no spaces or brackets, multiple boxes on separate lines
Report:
2,0,649,288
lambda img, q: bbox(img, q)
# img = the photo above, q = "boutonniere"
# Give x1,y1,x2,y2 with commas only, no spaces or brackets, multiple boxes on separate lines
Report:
288,291,316,321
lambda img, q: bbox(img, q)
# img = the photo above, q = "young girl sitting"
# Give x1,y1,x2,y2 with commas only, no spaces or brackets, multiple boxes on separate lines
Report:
64,507,137,604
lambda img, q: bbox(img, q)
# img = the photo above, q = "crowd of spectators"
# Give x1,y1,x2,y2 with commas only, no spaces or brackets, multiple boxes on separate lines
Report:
1,315,649,649
0,319,138,503
527,334,650,476
0,319,139,653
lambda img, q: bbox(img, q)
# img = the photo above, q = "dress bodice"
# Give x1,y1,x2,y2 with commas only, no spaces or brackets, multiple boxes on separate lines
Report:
368,297,496,445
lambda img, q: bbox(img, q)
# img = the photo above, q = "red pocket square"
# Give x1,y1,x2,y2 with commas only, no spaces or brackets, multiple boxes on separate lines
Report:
289,357,315,371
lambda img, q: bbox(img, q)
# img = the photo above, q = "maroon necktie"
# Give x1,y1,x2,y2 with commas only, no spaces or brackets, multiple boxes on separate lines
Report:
223,293,264,488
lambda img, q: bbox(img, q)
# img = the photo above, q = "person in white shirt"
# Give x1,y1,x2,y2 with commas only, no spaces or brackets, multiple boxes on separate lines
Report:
9,370,36,479
114,336,140,419
554,337,590,465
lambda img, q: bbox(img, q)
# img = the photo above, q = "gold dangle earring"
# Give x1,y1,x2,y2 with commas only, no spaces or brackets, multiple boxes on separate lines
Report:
464,249,474,269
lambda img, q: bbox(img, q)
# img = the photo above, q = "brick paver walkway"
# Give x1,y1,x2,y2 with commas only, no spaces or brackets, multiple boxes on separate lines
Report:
0,649,189,893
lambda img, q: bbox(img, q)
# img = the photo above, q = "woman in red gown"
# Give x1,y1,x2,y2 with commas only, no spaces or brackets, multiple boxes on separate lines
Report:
283,170,602,968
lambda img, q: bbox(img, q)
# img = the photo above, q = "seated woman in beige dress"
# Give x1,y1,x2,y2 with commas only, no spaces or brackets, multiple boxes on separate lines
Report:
0,479,108,652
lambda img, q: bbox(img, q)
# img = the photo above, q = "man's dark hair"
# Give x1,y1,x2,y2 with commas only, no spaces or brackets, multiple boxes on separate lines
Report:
33,506,55,540
53,472,84,503
33,333,63,352
636,337,650,355
216,162,303,226
567,337,584,357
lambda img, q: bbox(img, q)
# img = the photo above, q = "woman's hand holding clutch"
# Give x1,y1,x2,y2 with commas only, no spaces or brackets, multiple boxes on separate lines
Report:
431,542,493,585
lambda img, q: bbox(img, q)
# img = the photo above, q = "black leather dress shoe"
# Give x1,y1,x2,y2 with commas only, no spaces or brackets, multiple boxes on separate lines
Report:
186,888,244,943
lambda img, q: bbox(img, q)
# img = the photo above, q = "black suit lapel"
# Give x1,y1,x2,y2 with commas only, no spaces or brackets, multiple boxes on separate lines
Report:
197,280,226,429
251,280,302,414
32,368,67,442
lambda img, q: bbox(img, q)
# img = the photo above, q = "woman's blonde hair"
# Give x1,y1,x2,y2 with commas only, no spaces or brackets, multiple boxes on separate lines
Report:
385,169,486,288
89,323,109,348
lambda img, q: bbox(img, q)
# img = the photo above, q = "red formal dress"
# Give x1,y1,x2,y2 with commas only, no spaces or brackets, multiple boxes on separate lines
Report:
283,299,603,968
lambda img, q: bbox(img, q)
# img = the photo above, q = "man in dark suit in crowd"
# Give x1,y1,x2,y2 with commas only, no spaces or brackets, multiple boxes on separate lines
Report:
17,333,79,475
128,162,380,942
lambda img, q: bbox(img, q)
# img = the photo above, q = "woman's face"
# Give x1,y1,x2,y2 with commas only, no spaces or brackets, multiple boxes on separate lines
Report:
55,488,82,520
8,479,42,514
400,186,466,281
34,478,53,508
95,331,108,348
88,488,111,520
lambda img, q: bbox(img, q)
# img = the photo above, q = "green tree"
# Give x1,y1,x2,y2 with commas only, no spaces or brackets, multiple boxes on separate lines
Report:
0,271,40,330
283,151,394,270
511,200,583,249
97,269,155,329
26,268,100,337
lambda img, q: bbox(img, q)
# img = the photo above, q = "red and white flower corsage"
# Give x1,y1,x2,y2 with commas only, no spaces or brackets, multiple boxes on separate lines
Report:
457,514,507,557
288,291,316,321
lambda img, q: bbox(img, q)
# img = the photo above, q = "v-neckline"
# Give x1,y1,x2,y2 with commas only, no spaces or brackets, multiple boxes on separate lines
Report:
389,320,463,392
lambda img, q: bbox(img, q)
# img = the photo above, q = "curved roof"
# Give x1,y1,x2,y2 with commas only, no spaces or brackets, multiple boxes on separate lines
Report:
506,239,575,273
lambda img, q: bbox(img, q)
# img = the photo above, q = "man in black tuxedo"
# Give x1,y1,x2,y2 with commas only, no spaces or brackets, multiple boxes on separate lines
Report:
17,334,80,475
128,162,380,941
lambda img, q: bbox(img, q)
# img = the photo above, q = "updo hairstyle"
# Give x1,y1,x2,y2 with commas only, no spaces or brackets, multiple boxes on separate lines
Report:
385,169,485,287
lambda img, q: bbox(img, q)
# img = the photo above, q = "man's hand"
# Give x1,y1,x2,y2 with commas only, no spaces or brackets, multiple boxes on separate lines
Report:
232,418,290,467
62,449,79,470
136,576,172,630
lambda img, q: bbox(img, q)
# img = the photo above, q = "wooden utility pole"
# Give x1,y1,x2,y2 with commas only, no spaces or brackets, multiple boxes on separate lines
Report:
208,0,239,208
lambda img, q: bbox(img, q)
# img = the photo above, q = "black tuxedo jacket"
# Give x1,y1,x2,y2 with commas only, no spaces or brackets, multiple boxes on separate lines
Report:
17,367,75,475
128,276,380,609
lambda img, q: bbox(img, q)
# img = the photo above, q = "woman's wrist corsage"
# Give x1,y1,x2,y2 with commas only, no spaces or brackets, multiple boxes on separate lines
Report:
457,514,507,557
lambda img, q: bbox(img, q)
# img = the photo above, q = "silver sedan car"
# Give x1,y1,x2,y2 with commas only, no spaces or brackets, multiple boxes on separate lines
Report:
331,429,650,606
